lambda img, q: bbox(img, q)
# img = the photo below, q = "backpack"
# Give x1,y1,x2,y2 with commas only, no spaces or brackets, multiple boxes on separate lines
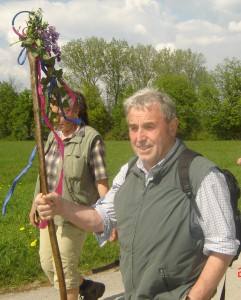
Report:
178,148,241,265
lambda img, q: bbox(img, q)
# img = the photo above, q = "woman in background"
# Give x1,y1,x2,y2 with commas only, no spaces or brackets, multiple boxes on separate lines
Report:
29,91,109,300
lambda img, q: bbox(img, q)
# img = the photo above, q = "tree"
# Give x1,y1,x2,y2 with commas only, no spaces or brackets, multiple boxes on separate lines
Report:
153,73,200,140
105,97,128,140
172,49,208,88
155,48,209,90
10,88,35,140
81,84,113,137
102,38,130,110
197,82,220,139
128,44,157,90
201,58,241,139
0,81,19,138
60,37,106,90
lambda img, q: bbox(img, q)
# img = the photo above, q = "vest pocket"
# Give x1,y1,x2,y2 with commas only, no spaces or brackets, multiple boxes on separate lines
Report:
65,155,86,179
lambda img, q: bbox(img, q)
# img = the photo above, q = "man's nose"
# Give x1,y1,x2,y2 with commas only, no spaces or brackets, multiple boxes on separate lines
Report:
136,128,146,141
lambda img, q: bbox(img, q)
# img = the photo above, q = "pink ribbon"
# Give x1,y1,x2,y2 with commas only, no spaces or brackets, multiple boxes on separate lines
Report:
37,58,64,229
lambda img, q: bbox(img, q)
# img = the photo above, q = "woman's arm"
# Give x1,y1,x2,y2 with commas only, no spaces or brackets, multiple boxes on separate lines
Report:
95,178,109,197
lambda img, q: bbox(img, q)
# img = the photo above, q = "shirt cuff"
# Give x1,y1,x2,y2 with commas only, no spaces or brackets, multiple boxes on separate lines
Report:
203,237,240,256
94,205,114,247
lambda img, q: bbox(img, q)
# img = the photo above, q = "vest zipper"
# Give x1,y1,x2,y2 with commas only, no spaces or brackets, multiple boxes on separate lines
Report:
160,268,170,291
131,185,146,290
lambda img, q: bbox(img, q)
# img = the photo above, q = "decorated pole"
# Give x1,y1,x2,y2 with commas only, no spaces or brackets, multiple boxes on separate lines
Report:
27,51,67,300
11,10,67,300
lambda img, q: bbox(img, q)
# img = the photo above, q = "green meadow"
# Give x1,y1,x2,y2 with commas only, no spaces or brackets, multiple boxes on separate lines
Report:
0,140,240,293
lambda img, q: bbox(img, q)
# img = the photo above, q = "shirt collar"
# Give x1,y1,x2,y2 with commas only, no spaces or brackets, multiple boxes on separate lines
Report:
56,125,85,141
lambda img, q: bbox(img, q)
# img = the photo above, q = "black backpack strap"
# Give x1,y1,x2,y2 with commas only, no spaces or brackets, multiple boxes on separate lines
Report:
178,148,202,219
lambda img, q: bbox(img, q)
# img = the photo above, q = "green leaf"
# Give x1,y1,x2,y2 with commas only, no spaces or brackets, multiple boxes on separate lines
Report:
42,53,50,61
35,39,42,47
54,69,63,79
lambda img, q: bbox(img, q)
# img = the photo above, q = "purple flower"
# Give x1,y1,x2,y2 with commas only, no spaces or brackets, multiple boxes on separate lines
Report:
39,24,61,59
57,53,61,62
49,26,60,42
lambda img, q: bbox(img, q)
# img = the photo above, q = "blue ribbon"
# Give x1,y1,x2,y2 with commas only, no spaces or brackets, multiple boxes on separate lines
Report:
60,106,83,125
12,10,31,28
17,46,27,65
12,10,30,65
2,146,37,215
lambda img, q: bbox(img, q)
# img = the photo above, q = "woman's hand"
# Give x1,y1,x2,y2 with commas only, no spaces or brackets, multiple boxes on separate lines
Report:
29,202,39,227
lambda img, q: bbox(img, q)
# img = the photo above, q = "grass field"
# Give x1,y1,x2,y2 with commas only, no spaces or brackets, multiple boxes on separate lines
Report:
0,139,240,293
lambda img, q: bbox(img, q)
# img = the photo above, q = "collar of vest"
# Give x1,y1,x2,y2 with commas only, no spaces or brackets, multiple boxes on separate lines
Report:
131,141,187,181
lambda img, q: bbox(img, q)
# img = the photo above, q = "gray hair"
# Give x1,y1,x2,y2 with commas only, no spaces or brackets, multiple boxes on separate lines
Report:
123,88,177,123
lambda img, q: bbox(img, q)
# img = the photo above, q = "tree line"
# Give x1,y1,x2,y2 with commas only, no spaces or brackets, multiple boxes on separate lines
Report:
0,37,240,141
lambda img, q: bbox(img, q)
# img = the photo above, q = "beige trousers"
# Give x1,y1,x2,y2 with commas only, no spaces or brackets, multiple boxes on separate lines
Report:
39,223,87,289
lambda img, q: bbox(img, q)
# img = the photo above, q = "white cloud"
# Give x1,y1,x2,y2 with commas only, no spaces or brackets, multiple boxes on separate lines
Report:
125,0,160,12
175,19,226,47
229,21,241,32
196,35,224,46
134,24,147,35
176,19,223,34
212,0,241,9
0,45,29,85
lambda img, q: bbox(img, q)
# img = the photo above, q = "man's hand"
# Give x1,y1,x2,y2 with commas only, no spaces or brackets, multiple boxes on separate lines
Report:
35,192,61,220
237,158,241,166
35,192,104,233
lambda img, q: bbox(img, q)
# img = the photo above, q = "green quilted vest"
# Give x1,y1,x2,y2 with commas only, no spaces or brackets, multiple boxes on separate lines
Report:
35,126,100,225
114,142,215,300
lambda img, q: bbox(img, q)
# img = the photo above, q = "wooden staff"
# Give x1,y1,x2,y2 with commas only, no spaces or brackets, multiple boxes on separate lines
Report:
27,51,67,300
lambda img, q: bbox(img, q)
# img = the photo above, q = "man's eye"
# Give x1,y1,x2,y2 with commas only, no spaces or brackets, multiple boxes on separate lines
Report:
145,124,154,130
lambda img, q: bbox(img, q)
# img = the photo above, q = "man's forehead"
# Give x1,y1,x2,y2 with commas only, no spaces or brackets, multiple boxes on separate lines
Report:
128,105,162,117
129,102,161,111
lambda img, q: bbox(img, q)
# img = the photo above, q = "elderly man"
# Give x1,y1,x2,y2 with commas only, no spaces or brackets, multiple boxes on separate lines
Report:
35,88,239,300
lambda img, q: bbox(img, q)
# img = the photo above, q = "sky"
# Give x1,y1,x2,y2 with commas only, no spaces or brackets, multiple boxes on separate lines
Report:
0,0,241,89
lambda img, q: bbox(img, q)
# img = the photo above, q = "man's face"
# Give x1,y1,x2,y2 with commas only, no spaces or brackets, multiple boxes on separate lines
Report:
128,103,178,171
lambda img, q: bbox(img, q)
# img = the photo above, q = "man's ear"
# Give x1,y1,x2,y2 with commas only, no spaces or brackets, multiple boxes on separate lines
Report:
169,117,179,136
